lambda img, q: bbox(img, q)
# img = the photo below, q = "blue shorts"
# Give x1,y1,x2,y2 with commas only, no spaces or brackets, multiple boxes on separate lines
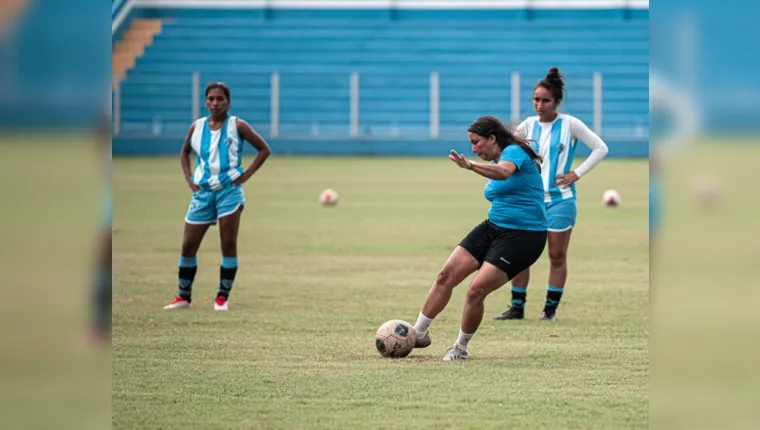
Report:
546,198,577,232
185,185,245,225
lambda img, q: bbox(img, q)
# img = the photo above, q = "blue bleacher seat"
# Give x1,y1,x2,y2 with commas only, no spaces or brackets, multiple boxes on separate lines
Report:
117,11,649,145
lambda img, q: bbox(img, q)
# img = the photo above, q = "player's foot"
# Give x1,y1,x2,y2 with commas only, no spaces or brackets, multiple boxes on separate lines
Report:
493,307,524,320
414,332,431,348
164,296,190,309
442,345,469,361
214,295,229,311
540,308,556,321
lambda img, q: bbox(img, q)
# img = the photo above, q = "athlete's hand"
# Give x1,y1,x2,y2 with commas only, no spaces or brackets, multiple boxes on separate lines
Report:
449,150,474,170
555,171,579,187
232,171,251,186
186,177,201,192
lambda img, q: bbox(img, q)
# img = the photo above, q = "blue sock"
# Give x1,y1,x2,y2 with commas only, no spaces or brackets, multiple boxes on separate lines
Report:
218,257,238,299
510,286,527,309
178,256,198,301
545,285,564,310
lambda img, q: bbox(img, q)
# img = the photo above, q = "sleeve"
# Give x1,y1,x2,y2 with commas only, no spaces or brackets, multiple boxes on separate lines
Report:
514,119,529,139
569,116,609,178
500,144,528,170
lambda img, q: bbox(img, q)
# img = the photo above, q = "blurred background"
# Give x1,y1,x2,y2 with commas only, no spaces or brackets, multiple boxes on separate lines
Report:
650,0,760,428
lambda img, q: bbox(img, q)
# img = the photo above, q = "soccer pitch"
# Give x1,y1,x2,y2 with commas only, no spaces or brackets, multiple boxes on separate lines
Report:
112,156,649,429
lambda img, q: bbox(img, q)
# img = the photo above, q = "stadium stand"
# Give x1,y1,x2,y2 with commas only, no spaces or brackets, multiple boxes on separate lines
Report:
112,2,649,156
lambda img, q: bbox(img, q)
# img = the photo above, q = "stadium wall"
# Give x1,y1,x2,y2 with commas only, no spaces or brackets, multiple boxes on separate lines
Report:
112,0,649,157
113,136,648,157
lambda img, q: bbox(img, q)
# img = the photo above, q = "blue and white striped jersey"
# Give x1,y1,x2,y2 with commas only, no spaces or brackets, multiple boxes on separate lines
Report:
190,115,244,191
516,113,608,203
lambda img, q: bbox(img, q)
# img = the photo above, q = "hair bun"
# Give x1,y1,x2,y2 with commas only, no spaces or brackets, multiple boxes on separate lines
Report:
546,67,562,83
544,67,565,94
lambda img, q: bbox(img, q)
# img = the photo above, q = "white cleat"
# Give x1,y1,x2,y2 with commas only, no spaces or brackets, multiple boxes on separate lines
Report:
442,345,470,362
214,296,229,311
164,296,191,309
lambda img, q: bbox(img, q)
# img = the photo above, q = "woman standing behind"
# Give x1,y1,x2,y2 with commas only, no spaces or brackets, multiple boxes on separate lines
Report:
494,67,609,322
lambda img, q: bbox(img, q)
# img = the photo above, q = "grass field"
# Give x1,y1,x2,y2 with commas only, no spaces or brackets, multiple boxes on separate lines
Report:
113,156,649,429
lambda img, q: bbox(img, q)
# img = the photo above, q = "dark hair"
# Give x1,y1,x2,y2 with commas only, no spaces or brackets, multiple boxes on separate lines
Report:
535,66,565,103
468,115,543,172
205,82,231,101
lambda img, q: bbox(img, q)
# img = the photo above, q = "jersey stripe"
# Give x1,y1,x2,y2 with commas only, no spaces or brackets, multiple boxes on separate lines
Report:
198,120,211,187
561,137,578,199
218,118,231,187
547,118,564,202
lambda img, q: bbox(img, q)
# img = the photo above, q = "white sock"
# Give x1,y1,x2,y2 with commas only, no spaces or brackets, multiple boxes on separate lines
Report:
413,312,433,338
455,329,475,351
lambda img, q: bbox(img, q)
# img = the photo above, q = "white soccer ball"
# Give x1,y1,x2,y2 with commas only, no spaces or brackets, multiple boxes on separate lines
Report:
319,189,339,207
375,319,416,358
602,189,621,207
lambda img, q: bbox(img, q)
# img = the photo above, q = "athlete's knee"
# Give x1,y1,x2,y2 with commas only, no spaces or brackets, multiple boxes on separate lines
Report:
465,283,489,304
549,250,567,268
436,268,461,289
435,270,450,286
181,241,199,257
220,239,237,256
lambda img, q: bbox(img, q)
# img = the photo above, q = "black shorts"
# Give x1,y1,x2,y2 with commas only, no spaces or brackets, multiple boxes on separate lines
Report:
458,219,547,279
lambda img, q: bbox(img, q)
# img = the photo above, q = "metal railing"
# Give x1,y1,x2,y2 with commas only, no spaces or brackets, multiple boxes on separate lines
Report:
111,70,649,141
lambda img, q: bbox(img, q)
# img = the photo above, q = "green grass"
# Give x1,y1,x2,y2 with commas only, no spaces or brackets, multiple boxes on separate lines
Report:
113,156,648,429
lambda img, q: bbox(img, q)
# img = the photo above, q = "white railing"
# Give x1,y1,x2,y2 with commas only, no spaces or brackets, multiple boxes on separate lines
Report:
429,72,439,139
111,70,646,140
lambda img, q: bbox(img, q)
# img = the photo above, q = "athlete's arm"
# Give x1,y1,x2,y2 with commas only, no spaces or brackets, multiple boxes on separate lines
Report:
449,150,517,180
566,116,609,179
234,119,272,184
180,123,200,191
471,161,517,180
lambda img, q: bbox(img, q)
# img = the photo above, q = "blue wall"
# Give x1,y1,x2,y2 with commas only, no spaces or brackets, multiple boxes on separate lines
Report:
113,7,649,157
113,136,647,157
0,0,110,128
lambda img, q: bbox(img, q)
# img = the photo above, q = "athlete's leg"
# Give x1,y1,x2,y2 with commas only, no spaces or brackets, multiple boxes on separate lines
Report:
443,263,510,361
541,198,577,320
213,186,245,310
542,229,572,320
445,229,546,361
216,205,243,309
412,246,480,348
420,246,481,320
463,262,511,333
166,190,214,309
494,267,531,320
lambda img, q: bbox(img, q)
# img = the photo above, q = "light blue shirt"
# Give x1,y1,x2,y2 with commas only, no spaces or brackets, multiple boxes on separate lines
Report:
484,144,548,231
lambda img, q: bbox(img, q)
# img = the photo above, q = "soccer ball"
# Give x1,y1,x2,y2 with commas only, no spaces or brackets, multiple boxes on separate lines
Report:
375,319,416,358
602,189,621,207
319,189,339,206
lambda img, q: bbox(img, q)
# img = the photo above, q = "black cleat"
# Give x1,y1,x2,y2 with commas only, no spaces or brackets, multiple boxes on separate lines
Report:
493,307,524,320
540,308,557,321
